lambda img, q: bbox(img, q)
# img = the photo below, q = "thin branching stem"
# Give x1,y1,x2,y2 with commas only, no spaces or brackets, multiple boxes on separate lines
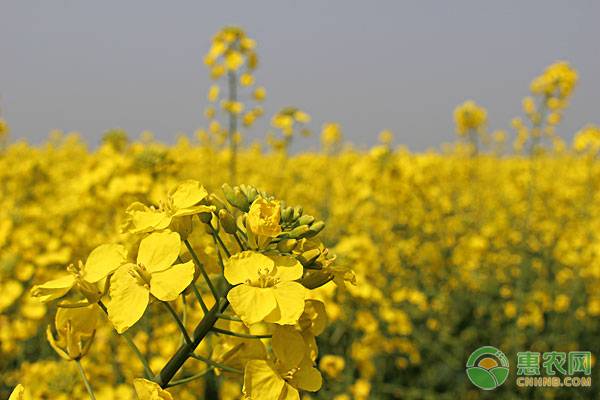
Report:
166,367,215,388
76,360,96,400
184,239,219,301
211,327,271,339
162,301,192,346
191,353,243,374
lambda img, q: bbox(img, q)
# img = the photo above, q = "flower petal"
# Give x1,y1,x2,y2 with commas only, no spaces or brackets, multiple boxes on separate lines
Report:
289,356,323,392
8,384,25,400
270,254,303,282
133,378,174,400
30,275,76,303
108,264,149,333
137,231,181,272
83,243,127,283
150,261,195,301
243,360,286,400
265,282,307,325
272,325,305,369
227,285,277,325
224,251,274,285
129,208,172,233
170,180,208,210
172,204,214,217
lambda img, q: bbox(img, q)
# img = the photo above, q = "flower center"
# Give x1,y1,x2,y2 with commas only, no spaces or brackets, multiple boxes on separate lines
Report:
249,265,280,288
130,264,152,288
159,197,176,216
67,260,86,279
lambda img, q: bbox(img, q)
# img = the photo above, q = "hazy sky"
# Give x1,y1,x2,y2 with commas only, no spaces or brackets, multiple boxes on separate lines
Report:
1,1,599,151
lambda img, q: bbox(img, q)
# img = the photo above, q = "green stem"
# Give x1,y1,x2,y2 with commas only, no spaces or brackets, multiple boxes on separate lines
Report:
233,232,245,251
162,301,192,345
191,353,243,374
215,313,242,322
156,298,230,388
75,360,96,400
210,226,232,258
166,367,215,388
184,239,219,300
211,230,227,273
211,327,271,339
191,282,209,314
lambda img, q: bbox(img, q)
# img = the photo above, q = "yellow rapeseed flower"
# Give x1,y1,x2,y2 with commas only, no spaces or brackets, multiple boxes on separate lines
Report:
225,251,306,325
242,326,321,399
31,244,127,303
107,231,194,333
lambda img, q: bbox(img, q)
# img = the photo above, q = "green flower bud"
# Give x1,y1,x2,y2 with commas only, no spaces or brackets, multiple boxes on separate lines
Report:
208,193,227,211
277,238,297,253
288,225,310,238
297,215,315,226
281,207,293,223
218,209,237,234
292,206,303,221
298,248,321,267
306,220,325,237
222,184,250,211
198,211,213,224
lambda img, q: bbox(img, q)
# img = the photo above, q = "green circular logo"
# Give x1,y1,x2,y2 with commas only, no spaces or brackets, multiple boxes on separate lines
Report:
466,346,510,390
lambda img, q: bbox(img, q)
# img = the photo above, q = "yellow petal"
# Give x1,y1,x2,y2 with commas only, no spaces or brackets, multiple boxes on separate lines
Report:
133,378,174,400
8,384,25,400
84,243,127,283
55,304,98,336
243,360,285,400
30,275,76,303
170,180,208,210
227,285,277,325
171,204,214,218
270,254,303,282
289,356,322,392
272,325,305,368
130,209,172,233
265,282,307,325
46,325,71,361
281,384,300,400
150,261,195,301
224,251,274,285
137,231,181,272
108,264,149,333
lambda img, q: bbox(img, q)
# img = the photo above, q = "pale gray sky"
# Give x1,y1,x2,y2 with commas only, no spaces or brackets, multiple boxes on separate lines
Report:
1,1,598,151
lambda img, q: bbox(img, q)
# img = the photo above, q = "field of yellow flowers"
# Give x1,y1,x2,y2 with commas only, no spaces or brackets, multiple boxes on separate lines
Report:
2,27,600,399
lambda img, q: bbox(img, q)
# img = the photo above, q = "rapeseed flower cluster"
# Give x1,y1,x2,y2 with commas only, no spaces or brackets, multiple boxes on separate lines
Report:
2,27,600,400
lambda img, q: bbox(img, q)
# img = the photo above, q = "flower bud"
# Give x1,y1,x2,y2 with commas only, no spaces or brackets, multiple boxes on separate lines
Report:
208,193,227,211
306,221,325,237
219,209,237,234
298,248,322,267
297,215,315,226
277,238,297,253
281,207,293,223
288,225,310,239
199,211,213,224
47,305,98,361
171,214,194,239
292,206,303,220
222,184,250,211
